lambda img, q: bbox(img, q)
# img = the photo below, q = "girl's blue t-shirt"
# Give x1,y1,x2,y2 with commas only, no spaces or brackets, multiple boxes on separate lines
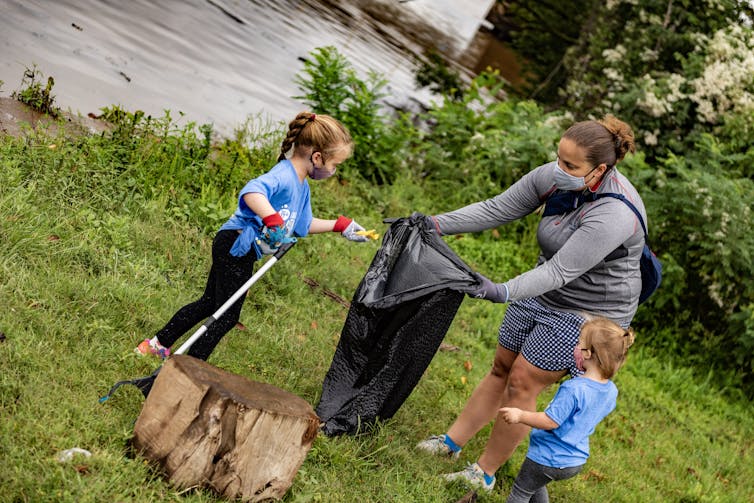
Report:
219,160,312,258
527,376,617,468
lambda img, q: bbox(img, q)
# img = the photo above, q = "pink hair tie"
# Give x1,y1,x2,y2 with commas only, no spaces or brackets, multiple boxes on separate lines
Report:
310,113,316,121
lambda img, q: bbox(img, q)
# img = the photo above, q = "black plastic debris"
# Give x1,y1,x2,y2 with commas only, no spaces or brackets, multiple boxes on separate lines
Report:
316,213,480,436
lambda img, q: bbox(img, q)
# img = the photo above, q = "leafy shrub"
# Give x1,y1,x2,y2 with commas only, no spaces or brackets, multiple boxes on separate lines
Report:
560,0,754,159
294,46,409,185
624,136,754,394
412,73,561,209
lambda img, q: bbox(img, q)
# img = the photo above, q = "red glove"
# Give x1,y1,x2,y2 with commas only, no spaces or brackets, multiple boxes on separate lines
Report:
333,215,352,233
262,213,285,229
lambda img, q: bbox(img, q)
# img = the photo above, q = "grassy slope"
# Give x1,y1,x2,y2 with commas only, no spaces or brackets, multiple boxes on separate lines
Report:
1,126,752,503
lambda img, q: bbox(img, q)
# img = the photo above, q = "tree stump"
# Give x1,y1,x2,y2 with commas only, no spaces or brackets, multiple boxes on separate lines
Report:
132,355,319,502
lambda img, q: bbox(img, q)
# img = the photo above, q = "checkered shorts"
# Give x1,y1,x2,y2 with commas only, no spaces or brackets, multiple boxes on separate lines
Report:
498,297,587,378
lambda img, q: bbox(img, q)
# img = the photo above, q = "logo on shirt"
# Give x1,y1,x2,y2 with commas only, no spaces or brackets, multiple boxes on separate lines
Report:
280,207,291,220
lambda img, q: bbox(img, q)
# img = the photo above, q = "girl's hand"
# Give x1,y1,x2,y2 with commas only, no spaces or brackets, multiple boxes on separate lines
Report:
499,407,523,424
342,220,371,242
333,216,370,242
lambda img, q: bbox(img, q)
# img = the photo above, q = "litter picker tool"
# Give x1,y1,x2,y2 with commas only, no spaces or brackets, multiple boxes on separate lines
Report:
99,241,296,403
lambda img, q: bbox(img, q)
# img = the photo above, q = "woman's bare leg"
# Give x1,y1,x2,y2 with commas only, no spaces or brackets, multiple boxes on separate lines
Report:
476,355,566,475
446,345,518,445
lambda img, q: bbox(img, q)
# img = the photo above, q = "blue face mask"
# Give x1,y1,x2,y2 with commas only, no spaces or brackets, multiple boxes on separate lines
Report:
552,161,598,191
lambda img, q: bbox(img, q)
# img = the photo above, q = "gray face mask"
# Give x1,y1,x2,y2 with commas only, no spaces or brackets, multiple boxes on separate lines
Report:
309,154,335,180
552,161,598,191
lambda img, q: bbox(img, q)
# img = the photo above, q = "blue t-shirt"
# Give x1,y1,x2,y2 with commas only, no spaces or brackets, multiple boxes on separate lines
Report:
219,160,313,258
527,377,617,468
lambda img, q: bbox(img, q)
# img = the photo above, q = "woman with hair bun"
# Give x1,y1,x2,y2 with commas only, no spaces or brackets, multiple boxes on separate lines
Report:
417,115,647,493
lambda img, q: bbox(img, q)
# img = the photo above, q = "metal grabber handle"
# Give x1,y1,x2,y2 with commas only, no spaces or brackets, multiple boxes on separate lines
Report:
174,241,296,355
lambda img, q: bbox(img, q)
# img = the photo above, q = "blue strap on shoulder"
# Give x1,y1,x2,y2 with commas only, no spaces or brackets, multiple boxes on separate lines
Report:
543,190,649,240
593,193,648,240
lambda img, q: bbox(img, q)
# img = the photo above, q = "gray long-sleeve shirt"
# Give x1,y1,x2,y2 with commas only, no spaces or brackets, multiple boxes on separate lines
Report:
436,161,646,325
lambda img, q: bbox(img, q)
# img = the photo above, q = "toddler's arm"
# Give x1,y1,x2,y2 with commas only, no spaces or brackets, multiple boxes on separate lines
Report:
500,407,558,430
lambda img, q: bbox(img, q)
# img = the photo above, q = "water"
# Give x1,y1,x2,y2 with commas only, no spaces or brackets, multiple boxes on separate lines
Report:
0,0,493,135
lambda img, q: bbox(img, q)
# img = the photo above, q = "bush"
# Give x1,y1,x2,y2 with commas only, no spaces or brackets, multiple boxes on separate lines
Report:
622,136,754,395
560,0,754,160
412,72,560,205
294,46,411,185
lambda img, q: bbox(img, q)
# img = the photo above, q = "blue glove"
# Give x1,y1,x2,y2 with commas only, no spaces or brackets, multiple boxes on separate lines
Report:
468,272,509,303
259,225,296,250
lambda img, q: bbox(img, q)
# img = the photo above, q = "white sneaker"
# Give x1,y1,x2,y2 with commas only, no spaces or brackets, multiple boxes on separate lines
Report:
443,462,495,492
415,434,461,459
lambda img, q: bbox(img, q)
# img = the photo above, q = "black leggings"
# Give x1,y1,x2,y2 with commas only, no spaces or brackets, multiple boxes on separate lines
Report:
155,230,256,360
506,457,584,503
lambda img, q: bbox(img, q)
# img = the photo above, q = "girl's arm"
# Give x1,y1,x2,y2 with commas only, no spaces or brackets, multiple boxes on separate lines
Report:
500,407,559,430
242,193,276,218
309,217,337,234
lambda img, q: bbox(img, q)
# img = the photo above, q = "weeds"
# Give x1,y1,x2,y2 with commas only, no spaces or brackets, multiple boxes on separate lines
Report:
11,65,59,117
1,50,753,501
1,100,753,503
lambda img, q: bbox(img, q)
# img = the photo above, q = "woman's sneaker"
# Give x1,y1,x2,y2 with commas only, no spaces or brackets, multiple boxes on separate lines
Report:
135,338,171,359
443,462,495,492
415,434,462,459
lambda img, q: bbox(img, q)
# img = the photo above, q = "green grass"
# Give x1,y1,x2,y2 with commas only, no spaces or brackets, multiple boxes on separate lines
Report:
1,125,753,503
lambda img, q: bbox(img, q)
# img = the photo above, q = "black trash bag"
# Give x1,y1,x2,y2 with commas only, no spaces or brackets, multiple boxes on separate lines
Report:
316,213,480,436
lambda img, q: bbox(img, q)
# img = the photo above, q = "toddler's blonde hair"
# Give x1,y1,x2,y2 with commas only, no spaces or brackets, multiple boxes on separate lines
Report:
580,317,635,379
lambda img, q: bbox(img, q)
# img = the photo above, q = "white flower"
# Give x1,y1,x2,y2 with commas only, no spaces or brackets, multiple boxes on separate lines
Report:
688,25,754,123
666,74,687,102
603,68,622,81
607,0,638,8
643,129,659,146
638,89,671,117
602,45,627,63
543,111,574,129
640,48,659,62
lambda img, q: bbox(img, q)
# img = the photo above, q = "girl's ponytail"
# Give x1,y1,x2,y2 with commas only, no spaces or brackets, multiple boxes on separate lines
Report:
278,112,314,161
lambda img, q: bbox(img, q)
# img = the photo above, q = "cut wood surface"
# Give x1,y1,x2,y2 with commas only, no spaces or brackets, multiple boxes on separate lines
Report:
132,355,319,502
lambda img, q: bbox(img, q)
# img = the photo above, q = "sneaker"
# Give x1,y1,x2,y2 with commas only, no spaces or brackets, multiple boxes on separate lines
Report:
443,462,495,492
135,339,171,359
415,434,462,459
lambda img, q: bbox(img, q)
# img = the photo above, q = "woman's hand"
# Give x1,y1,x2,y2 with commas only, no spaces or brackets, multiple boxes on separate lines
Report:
468,272,509,303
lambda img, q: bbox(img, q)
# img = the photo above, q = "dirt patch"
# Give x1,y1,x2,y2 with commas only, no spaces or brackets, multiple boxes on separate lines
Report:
0,96,110,138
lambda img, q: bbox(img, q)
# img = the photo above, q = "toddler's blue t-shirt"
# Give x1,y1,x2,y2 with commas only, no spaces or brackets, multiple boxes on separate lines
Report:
527,377,617,468
220,160,312,258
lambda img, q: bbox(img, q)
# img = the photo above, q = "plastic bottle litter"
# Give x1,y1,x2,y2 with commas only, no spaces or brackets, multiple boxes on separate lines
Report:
56,447,92,463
